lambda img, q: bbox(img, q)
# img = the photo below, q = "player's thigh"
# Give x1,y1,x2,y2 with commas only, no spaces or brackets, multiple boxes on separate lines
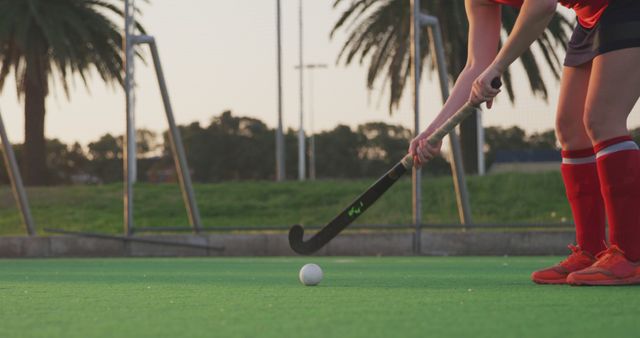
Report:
584,47,640,142
556,63,592,150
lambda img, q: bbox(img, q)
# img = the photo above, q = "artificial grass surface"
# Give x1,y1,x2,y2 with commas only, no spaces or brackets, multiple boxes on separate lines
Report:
0,172,571,235
1,257,638,338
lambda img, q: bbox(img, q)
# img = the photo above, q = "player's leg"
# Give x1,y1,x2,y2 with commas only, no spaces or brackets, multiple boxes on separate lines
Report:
568,46,640,286
555,63,607,256
531,63,601,284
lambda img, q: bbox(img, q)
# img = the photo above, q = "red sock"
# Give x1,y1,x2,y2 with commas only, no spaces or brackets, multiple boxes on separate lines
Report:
561,148,606,255
595,136,640,262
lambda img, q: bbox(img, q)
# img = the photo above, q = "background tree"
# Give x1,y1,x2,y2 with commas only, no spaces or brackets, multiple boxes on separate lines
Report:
315,125,362,178
357,122,412,175
176,111,275,181
0,0,144,185
484,126,529,152
87,133,123,183
528,130,557,150
46,139,89,184
331,0,573,174
135,129,160,158
484,126,558,170
0,111,565,183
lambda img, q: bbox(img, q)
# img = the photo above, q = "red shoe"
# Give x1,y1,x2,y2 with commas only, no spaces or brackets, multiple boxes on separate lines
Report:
531,245,596,284
567,245,640,286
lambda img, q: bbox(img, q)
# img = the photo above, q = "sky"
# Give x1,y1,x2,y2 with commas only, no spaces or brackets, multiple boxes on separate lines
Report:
0,0,639,146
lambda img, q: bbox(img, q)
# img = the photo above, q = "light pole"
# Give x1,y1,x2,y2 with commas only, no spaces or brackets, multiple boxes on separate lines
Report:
275,0,285,181
295,63,328,180
297,0,305,181
124,0,137,234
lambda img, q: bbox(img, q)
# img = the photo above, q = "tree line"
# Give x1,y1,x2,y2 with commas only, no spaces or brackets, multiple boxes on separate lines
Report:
0,111,449,185
12,110,639,186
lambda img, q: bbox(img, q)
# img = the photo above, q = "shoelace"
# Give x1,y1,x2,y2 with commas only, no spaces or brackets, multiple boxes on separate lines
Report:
559,244,584,266
594,245,625,267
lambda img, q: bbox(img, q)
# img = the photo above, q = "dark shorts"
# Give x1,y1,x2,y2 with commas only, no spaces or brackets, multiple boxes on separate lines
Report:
564,0,640,67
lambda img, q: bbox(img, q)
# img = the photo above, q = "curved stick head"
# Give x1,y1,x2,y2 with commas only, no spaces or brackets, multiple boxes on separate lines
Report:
288,224,311,255
289,224,304,242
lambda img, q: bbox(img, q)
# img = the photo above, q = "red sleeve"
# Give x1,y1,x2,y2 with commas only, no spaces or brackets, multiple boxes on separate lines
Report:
560,0,609,28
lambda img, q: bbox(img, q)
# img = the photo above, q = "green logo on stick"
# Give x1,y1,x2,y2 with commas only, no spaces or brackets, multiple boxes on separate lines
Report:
348,201,365,217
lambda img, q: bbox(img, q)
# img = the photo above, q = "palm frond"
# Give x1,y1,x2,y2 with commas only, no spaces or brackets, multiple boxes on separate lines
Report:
0,0,145,99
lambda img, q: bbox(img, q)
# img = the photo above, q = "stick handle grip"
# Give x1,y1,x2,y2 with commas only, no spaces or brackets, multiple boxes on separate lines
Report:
400,105,476,169
426,103,479,146
427,77,502,146
402,77,502,168
399,104,478,169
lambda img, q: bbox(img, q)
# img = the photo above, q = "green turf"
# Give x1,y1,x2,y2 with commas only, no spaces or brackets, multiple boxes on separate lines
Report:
0,257,637,338
0,172,571,235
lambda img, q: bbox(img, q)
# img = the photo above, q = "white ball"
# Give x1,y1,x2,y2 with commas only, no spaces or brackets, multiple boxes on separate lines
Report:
299,263,323,286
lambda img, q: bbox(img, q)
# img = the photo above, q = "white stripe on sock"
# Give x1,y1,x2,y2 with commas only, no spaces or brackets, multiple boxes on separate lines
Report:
562,156,596,165
596,141,640,158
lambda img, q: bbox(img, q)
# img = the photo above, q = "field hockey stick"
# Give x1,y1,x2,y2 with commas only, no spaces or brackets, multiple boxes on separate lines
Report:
288,78,502,255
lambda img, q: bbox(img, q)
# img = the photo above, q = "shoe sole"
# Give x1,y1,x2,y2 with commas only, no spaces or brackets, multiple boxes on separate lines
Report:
568,275,640,286
532,278,567,285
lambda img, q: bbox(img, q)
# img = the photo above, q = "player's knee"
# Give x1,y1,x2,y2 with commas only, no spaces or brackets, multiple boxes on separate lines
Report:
583,107,609,142
556,113,581,148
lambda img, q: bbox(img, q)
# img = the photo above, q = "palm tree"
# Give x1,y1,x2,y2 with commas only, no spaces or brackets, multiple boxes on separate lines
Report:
0,0,144,185
332,0,573,173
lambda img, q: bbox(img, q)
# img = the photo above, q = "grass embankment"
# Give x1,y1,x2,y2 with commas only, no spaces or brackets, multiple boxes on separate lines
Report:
0,171,571,235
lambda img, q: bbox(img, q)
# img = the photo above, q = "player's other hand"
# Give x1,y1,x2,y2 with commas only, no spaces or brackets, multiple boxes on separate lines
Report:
408,130,442,168
470,66,502,108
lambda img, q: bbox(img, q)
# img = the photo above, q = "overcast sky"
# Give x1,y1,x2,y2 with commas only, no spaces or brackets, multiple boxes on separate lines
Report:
1,0,638,146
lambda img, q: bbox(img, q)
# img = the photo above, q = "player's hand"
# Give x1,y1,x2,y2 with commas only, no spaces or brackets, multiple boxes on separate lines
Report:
409,130,442,168
470,66,502,108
